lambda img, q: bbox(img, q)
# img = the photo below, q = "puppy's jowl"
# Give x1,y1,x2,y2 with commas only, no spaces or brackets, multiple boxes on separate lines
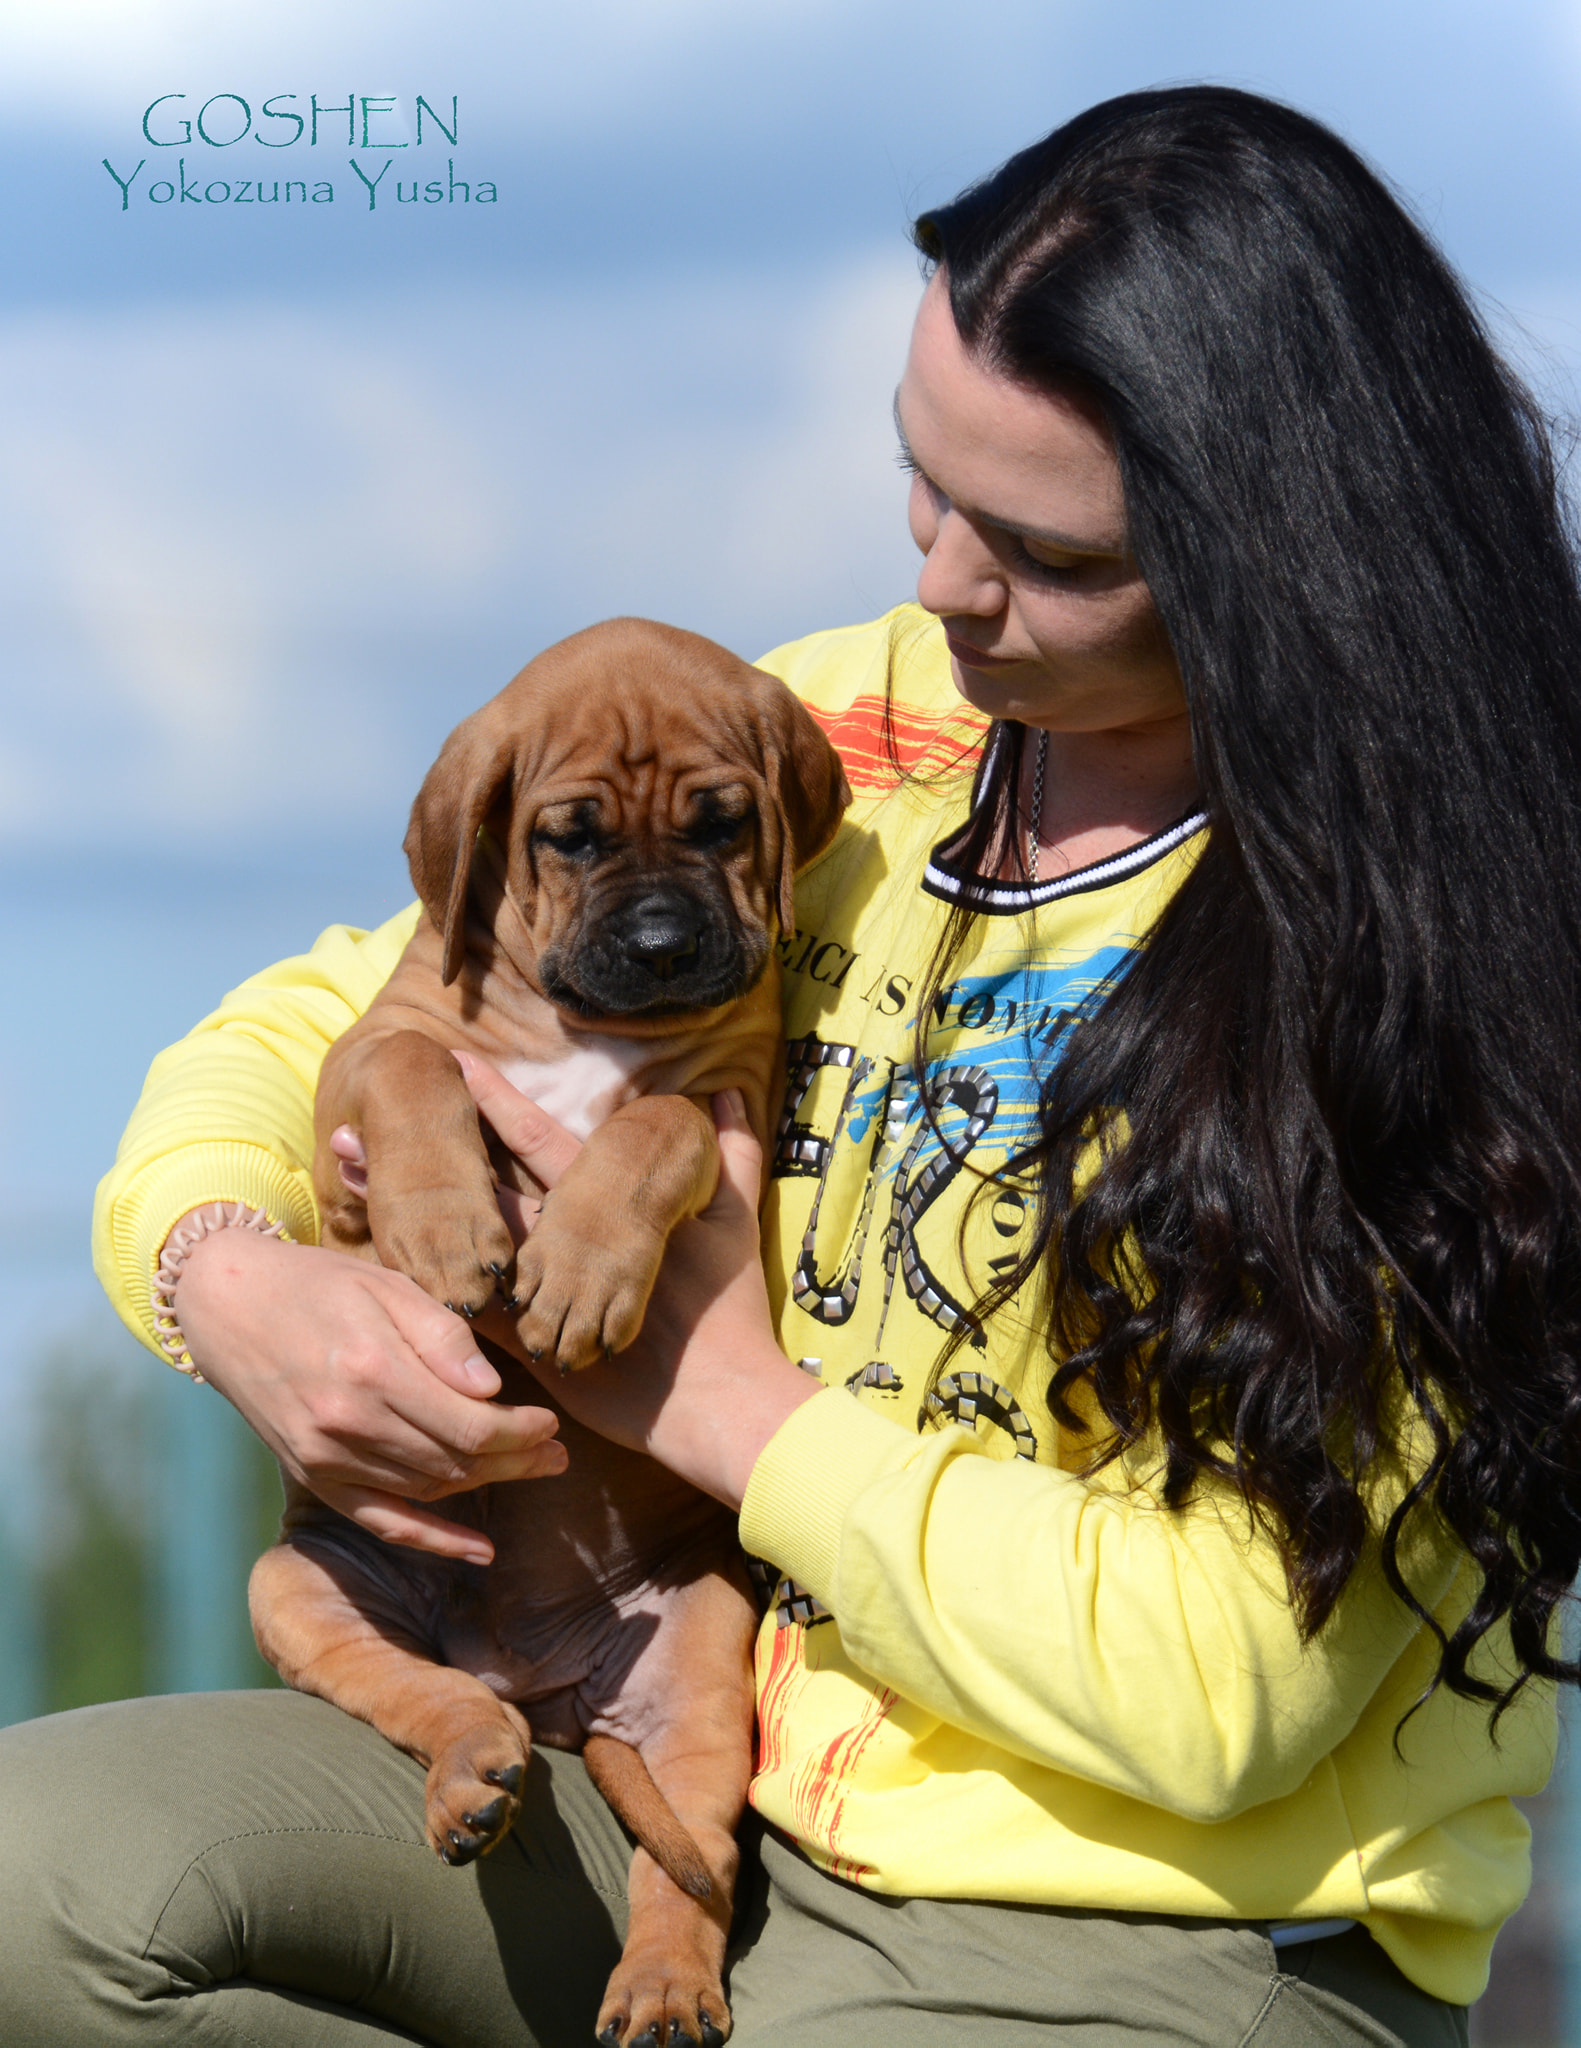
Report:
249,618,850,2048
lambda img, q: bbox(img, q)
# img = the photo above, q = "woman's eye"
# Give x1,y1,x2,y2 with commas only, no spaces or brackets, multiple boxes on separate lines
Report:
1012,538,1084,580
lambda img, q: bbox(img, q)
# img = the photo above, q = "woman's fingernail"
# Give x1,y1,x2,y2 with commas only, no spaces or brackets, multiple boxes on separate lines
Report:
458,1353,496,1392
451,1049,477,1077
722,1088,745,1120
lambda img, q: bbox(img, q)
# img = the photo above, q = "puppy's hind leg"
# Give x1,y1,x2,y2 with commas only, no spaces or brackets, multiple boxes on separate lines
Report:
592,1570,757,2047
249,1530,531,1865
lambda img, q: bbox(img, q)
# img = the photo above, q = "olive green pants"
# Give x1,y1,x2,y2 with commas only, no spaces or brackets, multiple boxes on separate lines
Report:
0,1691,1468,2046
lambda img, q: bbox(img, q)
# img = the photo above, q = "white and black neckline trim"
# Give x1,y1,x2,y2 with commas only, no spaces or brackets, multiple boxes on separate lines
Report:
923,807,1209,915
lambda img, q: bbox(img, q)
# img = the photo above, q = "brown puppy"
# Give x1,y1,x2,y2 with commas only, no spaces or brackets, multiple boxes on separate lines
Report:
249,618,850,2047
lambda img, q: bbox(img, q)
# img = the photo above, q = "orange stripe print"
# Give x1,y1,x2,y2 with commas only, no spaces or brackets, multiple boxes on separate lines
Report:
806,692,986,791
787,1684,899,1885
753,1620,801,1783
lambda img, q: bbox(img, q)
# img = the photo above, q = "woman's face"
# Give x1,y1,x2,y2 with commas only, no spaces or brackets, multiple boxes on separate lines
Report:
896,272,1187,737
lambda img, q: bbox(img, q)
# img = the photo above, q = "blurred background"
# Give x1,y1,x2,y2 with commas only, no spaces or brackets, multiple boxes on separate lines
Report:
1,2,1578,2038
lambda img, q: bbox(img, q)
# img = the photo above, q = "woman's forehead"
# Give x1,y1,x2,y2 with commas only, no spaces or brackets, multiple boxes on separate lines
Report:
896,273,1128,555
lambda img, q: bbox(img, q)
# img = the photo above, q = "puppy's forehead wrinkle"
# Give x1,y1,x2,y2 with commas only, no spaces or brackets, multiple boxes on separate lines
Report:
522,735,764,838
514,649,764,774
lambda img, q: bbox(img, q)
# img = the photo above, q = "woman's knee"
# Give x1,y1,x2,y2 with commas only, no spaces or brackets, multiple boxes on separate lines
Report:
0,1692,638,2046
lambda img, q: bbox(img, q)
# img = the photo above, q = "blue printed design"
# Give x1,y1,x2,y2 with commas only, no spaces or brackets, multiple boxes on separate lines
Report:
776,945,1132,1350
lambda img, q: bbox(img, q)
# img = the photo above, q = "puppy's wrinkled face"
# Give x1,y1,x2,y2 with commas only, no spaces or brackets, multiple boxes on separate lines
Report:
405,618,851,1015
524,770,773,1020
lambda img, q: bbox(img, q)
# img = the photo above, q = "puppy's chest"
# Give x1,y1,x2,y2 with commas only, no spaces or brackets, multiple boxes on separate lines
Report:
494,1036,656,1140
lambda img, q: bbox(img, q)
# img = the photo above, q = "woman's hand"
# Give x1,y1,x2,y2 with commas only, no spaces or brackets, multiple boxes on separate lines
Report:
462,1057,820,1511
172,1220,568,1564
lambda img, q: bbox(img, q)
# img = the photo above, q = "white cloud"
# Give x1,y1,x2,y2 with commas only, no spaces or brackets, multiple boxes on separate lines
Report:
0,0,857,127
0,248,923,847
0,297,514,834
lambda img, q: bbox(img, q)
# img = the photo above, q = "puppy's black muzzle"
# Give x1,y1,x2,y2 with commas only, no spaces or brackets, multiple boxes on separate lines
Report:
542,884,765,1019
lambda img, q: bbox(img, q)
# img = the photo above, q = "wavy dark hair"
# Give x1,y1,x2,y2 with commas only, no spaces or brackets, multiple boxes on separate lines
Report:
912,86,1581,1718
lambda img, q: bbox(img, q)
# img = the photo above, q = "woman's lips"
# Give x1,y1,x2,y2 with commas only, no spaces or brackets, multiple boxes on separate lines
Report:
944,633,1023,669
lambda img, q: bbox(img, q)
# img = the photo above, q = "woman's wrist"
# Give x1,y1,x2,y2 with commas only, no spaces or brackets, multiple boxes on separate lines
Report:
154,1200,292,1377
647,1335,822,1512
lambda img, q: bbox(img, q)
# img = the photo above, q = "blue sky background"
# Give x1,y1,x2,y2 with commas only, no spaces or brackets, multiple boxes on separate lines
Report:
7,0,1581,1408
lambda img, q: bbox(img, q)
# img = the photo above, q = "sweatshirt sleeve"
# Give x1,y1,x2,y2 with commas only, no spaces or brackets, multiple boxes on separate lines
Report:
739,1385,1465,1823
92,903,424,1357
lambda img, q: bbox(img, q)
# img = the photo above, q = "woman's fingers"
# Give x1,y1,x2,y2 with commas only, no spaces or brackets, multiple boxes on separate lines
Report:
493,1188,543,1245
329,1123,368,1196
376,1266,501,1397
454,1050,583,1188
309,1481,500,1563
337,1274,567,1475
174,1231,570,1541
305,1414,571,1562
709,1088,764,1216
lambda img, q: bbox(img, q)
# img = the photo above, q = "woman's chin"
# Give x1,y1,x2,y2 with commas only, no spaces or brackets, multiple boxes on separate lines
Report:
948,652,1045,722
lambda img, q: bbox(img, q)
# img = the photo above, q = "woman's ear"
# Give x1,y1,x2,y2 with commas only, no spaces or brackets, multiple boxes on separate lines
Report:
403,702,518,986
758,686,853,933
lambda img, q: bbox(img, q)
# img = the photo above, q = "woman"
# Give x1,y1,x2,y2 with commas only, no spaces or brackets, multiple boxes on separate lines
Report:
7,86,1578,2046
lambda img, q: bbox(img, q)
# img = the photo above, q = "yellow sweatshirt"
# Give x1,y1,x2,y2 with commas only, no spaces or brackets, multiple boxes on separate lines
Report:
94,604,1552,2007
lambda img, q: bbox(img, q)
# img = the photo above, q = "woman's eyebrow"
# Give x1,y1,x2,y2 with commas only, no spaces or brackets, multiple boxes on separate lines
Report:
892,389,1124,558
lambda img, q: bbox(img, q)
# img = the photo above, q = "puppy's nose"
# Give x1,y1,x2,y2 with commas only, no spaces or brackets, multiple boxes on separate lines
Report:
622,895,704,979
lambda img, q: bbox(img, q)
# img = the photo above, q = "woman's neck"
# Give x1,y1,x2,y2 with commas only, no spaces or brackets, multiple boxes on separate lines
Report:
1008,713,1199,882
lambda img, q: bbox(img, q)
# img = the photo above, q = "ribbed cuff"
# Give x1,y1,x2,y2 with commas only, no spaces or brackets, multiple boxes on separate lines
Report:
99,1143,320,1355
739,1387,921,1605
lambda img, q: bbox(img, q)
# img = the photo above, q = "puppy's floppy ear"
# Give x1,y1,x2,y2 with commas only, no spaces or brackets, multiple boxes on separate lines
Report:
403,701,518,987
756,682,853,934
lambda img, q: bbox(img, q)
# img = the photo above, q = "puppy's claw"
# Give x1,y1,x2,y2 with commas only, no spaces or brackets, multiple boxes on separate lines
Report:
597,2027,623,2048
629,2029,663,2048
700,2023,726,2048
488,1261,507,1278
462,1795,508,1835
484,1761,524,1796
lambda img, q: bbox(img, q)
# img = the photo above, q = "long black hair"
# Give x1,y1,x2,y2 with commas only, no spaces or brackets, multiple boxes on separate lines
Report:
913,87,1581,1716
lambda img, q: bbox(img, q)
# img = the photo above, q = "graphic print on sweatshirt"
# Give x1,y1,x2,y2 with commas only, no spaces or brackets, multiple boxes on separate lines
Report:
762,944,1131,1628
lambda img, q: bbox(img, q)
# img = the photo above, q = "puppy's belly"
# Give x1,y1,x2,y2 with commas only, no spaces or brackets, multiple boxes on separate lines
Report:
441,1525,732,1753
495,1037,654,1141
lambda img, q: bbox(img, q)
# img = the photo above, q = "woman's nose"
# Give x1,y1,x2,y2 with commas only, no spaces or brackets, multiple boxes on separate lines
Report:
913,505,1006,621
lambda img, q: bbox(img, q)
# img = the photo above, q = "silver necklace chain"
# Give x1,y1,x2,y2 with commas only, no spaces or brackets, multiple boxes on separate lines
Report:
1027,727,1049,887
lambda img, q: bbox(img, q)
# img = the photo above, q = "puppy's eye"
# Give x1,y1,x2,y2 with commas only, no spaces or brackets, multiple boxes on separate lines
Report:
532,824,600,860
688,814,746,850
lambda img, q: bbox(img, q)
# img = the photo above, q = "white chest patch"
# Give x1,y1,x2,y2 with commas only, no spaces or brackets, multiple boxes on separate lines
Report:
495,1036,655,1141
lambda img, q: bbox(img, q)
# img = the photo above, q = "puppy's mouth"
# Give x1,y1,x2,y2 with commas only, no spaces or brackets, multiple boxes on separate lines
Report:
539,887,768,1021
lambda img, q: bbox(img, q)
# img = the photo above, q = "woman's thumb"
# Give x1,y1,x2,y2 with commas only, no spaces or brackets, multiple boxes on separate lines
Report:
711,1089,764,1205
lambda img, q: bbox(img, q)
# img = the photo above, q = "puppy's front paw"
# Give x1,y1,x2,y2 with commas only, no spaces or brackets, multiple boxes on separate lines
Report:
370,1189,516,1320
425,1724,529,1865
509,1206,665,1371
